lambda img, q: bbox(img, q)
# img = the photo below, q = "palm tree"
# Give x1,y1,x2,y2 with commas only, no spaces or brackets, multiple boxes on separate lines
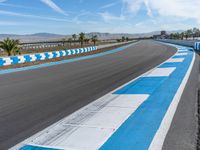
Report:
122,36,126,42
192,28,200,40
180,32,185,40
185,29,193,40
62,38,66,46
79,32,85,47
68,38,73,47
126,37,129,41
117,39,121,42
72,34,77,41
0,38,20,56
170,33,175,39
91,35,98,46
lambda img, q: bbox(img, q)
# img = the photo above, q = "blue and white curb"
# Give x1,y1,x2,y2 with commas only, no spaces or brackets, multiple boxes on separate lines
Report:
0,46,97,66
194,42,200,51
10,43,195,150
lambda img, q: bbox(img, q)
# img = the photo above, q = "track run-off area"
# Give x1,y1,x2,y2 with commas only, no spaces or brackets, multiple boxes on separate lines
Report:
0,40,197,150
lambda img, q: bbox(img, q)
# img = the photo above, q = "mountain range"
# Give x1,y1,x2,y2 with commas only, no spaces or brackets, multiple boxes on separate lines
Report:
0,30,183,43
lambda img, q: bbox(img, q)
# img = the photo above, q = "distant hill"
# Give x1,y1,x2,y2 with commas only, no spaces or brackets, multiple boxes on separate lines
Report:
0,30,183,43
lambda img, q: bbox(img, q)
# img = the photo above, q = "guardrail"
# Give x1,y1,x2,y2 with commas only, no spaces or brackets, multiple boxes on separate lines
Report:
0,46,97,66
157,39,200,51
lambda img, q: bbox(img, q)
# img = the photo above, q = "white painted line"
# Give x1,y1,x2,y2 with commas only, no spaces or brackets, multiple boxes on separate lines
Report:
166,58,184,63
175,53,187,56
148,49,195,150
178,50,188,52
146,67,176,77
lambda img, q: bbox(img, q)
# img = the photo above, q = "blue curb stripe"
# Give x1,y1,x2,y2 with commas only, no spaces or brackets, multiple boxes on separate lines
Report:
100,48,194,150
20,145,62,150
114,77,167,95
172,55,186,58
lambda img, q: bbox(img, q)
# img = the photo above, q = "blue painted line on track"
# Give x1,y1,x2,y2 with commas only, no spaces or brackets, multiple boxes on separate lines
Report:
0,43,135,75
20,145,62,150
100,47,194,150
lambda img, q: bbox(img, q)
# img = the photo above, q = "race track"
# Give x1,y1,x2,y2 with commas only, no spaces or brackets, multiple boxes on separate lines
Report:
0,40,176,149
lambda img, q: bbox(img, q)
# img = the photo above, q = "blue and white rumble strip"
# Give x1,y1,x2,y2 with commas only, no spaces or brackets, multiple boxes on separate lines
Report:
11,43,195,150
0,46,97,66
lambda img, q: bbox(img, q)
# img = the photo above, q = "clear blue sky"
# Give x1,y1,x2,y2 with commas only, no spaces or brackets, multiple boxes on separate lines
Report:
0,0,199,34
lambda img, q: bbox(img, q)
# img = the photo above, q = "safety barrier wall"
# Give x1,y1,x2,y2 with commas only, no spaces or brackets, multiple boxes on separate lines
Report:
194,42,200,51
0,46,97,66
157,39,200,52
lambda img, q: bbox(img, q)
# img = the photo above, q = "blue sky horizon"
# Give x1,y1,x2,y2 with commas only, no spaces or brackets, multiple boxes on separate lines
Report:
0,0,199,35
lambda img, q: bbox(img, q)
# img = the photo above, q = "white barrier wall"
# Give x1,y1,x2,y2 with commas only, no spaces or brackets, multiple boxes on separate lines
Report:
157,39,200,52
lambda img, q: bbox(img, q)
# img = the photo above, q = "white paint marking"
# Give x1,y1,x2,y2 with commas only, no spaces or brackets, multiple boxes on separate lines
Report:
175,53,187,56
11,94,149,150
146,67,176,77
166,58,184,63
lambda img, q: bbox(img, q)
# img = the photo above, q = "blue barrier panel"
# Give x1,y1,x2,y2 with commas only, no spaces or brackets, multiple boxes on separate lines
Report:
194,42,200,51
24,55,32,63
0,46,97,66
35,54,42,61
0,58,5,66
10,56,20,65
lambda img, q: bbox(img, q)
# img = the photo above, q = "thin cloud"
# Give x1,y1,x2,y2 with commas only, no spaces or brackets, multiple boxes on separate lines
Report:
100,1,120,9
100,12,125,22
0,10,71,22
40,0,67,16
0,21,22,25
123,0,200,22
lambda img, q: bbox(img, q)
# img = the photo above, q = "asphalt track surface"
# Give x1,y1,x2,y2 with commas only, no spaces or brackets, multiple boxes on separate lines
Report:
0,40,177,149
